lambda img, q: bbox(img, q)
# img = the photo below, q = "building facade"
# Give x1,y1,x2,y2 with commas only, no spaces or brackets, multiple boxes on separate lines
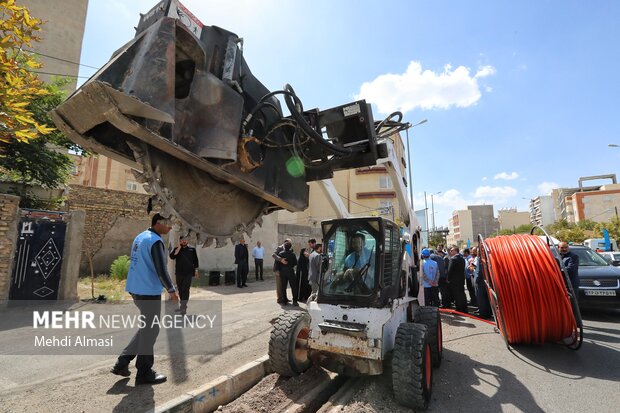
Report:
468,204,498,239
529,195,556,227
20,0,89,91
446,209,473,248
498,208,531,231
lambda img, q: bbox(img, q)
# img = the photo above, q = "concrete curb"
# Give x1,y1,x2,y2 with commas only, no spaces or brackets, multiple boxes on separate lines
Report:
155,355,273,413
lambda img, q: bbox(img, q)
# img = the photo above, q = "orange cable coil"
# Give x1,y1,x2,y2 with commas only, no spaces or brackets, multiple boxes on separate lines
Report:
481,234,578,345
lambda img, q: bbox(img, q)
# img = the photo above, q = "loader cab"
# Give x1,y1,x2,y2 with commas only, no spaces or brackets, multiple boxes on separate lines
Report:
319,217,405,308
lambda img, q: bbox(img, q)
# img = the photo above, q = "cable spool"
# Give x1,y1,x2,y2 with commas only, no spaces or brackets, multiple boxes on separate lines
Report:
478,232,582,349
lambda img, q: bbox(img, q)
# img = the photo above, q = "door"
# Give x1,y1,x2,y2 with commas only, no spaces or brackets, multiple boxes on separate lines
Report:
9,212,66,300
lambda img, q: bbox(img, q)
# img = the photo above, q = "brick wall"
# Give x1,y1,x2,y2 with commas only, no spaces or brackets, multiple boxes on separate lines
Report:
0,195,21,300
65,185,152,274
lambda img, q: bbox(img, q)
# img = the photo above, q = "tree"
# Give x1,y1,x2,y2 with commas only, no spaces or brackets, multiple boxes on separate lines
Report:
429,233,445,249
0,78,83,207
594,217,620,242
0,0,53,144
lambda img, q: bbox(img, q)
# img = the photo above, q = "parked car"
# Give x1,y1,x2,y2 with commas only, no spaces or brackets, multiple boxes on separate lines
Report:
568,245,620,307
597,251,620,266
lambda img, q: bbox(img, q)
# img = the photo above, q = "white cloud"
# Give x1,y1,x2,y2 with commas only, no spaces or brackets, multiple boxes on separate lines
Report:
482,176,488,181
494,172,519,181
473,186,518,202
355,61,496,114
537,181,558,195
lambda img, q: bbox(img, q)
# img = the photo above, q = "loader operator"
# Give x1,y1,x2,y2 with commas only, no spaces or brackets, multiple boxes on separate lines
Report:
331,234,375,295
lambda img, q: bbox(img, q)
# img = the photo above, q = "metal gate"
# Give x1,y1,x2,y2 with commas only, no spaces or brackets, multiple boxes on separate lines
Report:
9,210,66,300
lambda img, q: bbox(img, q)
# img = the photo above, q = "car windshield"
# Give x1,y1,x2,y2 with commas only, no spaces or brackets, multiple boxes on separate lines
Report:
322,226,377,297
572,248,610,267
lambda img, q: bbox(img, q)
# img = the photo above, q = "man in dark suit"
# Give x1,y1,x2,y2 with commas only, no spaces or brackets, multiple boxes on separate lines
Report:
447,246,468,313
169,235,199,315
278,241,299,306
235,238,249,288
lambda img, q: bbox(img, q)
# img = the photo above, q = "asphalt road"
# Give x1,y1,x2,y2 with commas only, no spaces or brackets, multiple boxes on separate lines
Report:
0,279,618,413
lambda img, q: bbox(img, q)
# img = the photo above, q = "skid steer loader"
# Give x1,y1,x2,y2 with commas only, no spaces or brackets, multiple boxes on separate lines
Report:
269,217,442,410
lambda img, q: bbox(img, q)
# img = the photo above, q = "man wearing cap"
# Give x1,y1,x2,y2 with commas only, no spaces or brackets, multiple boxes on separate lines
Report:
111,213,178,385
420,248,440,307
170,235,199,315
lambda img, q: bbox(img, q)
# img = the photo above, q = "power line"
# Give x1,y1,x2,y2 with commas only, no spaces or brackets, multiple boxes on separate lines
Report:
29,70,90,79
23,49,99,70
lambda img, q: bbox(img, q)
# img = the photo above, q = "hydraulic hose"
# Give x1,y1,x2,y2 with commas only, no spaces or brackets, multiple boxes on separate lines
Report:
479,234,581,348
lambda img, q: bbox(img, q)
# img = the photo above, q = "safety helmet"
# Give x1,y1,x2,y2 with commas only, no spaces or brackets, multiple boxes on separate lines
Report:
421,248,431,258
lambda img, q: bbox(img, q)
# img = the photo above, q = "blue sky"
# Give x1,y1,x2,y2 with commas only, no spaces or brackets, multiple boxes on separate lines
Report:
77,0,620,229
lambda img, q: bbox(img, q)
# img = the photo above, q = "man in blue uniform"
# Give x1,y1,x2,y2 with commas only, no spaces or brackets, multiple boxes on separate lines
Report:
111,213,178,385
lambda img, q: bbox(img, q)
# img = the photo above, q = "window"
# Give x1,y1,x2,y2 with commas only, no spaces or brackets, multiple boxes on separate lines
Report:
379,175,392,189
126,181,138,191
322,226,377,296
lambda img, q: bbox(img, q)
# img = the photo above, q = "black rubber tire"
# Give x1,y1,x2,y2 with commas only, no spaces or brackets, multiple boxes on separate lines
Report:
268,311,312,376
414,306,443,367
392,323,432,410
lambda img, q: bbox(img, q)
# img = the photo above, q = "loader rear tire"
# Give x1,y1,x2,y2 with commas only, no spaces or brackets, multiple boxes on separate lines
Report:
392,323,432,410
269,311,312,377
414,306,443,367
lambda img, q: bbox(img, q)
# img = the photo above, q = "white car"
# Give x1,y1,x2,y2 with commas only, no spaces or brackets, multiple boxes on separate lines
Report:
598,251,620,266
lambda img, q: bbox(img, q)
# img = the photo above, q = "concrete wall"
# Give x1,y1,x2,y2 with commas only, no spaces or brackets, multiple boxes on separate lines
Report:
0,195,21,301
195,213,280,273
498,210,531,230
57,210,85,300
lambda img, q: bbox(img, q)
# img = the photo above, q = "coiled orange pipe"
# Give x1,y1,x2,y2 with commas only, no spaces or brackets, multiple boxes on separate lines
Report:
479,234,579,346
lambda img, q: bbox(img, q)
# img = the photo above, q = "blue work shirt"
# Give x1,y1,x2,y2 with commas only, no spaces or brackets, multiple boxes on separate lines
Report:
126,229,174,295
421,258,439,288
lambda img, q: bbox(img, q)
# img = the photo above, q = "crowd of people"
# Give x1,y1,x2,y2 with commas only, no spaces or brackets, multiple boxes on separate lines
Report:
419,244,493,320
234,237,323,307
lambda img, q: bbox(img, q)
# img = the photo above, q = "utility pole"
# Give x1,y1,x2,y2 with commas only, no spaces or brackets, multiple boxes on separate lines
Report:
424,191,429,245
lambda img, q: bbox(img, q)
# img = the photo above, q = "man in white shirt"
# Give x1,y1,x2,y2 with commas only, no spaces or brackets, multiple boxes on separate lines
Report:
252,241,265,281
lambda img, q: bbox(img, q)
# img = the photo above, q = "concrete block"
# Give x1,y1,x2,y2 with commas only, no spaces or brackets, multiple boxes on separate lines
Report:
155,393,193,413
189,374,233,413
230,359,266,398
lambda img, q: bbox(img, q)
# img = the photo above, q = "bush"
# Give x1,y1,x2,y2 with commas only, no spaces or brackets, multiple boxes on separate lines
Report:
110,255,131,280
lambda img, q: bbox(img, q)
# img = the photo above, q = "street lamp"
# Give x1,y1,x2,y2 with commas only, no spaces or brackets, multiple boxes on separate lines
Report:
405,119,428,208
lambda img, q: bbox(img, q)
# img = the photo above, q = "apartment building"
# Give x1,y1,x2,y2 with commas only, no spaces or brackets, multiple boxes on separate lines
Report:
529,195,555,227
20,0,88,92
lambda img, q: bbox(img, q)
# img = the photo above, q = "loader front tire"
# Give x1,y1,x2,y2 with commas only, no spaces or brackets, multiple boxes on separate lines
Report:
414,306,443,367
392,323,432,410
269,311,312,376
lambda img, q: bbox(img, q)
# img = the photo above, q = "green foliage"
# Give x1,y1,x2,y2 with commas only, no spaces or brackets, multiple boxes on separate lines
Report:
498,228,515,236
554,227,586,243
594,216,620,242
576,219,597,231
110,255,131,280
429,233,445,249
0,0,53,144
0,79,87,207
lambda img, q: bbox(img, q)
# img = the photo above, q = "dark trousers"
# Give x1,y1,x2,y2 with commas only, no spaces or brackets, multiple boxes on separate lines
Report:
466,277,477,305
439,277,452,308
475,278,492,318
176,274,192,311
117,294,161,375
280,271,299,303
449,278,468,313
237,261,248,286
254,259,263,280
424,286,440,307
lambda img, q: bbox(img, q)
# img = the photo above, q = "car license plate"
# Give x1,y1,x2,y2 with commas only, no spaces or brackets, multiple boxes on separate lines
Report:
584,290,616,296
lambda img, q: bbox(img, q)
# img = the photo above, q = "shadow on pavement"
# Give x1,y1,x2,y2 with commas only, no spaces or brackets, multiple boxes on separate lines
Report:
107,379,155,413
